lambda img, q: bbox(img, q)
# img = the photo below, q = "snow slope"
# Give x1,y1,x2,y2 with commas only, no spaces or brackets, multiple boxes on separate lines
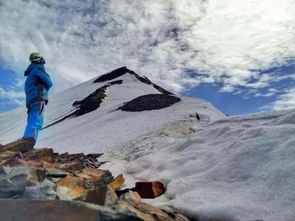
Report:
0,68,294,220
104,109,295,221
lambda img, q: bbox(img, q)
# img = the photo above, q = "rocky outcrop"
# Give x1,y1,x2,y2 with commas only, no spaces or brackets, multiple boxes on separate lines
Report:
118,94,181,112
0,148,189,221
94,66,174,95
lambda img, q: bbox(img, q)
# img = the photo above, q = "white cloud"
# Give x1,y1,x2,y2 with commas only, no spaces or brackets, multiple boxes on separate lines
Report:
0,87,25,105
0,88,24,99
271,88,295,110
0,0,294,94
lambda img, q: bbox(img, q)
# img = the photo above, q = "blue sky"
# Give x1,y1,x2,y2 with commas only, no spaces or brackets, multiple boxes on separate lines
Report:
0,0,294,115
184,62,295,115
0,63,24,113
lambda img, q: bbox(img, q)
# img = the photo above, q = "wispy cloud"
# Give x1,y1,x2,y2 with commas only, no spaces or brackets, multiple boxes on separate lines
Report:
271,88,295,110
0,87,25,105
0,0,294,97
0,88,24,100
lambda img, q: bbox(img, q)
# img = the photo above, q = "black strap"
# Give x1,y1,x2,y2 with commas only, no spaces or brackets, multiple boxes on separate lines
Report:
26,80,48,107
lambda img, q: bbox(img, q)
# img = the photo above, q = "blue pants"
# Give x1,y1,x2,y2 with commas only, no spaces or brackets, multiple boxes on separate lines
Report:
23,101,46,141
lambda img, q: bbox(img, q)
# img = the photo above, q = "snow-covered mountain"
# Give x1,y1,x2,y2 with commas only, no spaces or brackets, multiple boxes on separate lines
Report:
0,67,294,221
0,67,224,152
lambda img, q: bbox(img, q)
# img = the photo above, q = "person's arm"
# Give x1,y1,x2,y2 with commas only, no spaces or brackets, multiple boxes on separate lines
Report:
34,66,53,90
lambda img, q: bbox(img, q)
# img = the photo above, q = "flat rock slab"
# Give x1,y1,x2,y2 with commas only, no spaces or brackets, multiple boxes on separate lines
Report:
0,199,141,221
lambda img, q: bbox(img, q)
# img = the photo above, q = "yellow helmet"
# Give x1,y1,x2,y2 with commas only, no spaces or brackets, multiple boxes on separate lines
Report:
29,52,43,62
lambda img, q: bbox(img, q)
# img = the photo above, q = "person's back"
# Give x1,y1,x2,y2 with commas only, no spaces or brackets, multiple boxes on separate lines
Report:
1,53,53,152
24,61,53,106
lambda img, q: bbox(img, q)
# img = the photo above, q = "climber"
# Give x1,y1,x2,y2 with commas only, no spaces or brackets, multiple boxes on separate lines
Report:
3,53,53,152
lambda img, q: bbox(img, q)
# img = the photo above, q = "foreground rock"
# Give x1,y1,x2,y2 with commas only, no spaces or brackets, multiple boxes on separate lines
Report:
0,199,141,221
0,148,189,221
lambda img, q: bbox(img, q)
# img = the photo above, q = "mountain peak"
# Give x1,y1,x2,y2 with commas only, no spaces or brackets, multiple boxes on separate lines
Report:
93,66,173,95
93,66,133,83
43,67,182,129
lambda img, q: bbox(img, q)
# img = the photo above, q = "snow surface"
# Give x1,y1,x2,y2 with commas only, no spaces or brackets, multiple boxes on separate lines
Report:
0,72,294,221
104,109,295,221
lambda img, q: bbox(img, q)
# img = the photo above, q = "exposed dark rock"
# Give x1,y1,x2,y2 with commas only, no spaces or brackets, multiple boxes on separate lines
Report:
44,85,108,129
152,83,173,95
94,67,128,82
108,80,123,85
43,79,124,129
189,113,200,120
72,85,108,116
118,94,181,112
72,79,123,117
71,80,123,116
94,66,174,95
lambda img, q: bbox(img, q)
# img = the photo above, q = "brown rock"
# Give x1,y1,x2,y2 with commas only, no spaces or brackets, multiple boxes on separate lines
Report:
120,199,188,221
45,168,68,181
119,199,174,221
60,161,82,172
105,186,119,206
56,174,86,200
85,186,106,205
79,168,105,182
135,182,166,199
0,151,18,161
0,151,21,166
0,199,141,221
120,191,142,202
86,185,118,206
77,168,112,192
158,206,190,221
24,148,55,163
3,137,35,153
18,159,44,168
28,168,47,182
109,174,125,191
43,161,61,169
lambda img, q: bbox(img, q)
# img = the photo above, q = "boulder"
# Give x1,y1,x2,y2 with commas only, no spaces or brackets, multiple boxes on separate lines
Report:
0,199,141,221
109,174,125,191
135,182,166,199
23,179,56,200
86,185,118,206
120,191,142,202
0,166,28,198
56,174,86,200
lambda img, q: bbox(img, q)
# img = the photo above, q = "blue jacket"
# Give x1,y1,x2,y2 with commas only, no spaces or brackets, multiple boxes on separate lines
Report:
24,63,53,107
